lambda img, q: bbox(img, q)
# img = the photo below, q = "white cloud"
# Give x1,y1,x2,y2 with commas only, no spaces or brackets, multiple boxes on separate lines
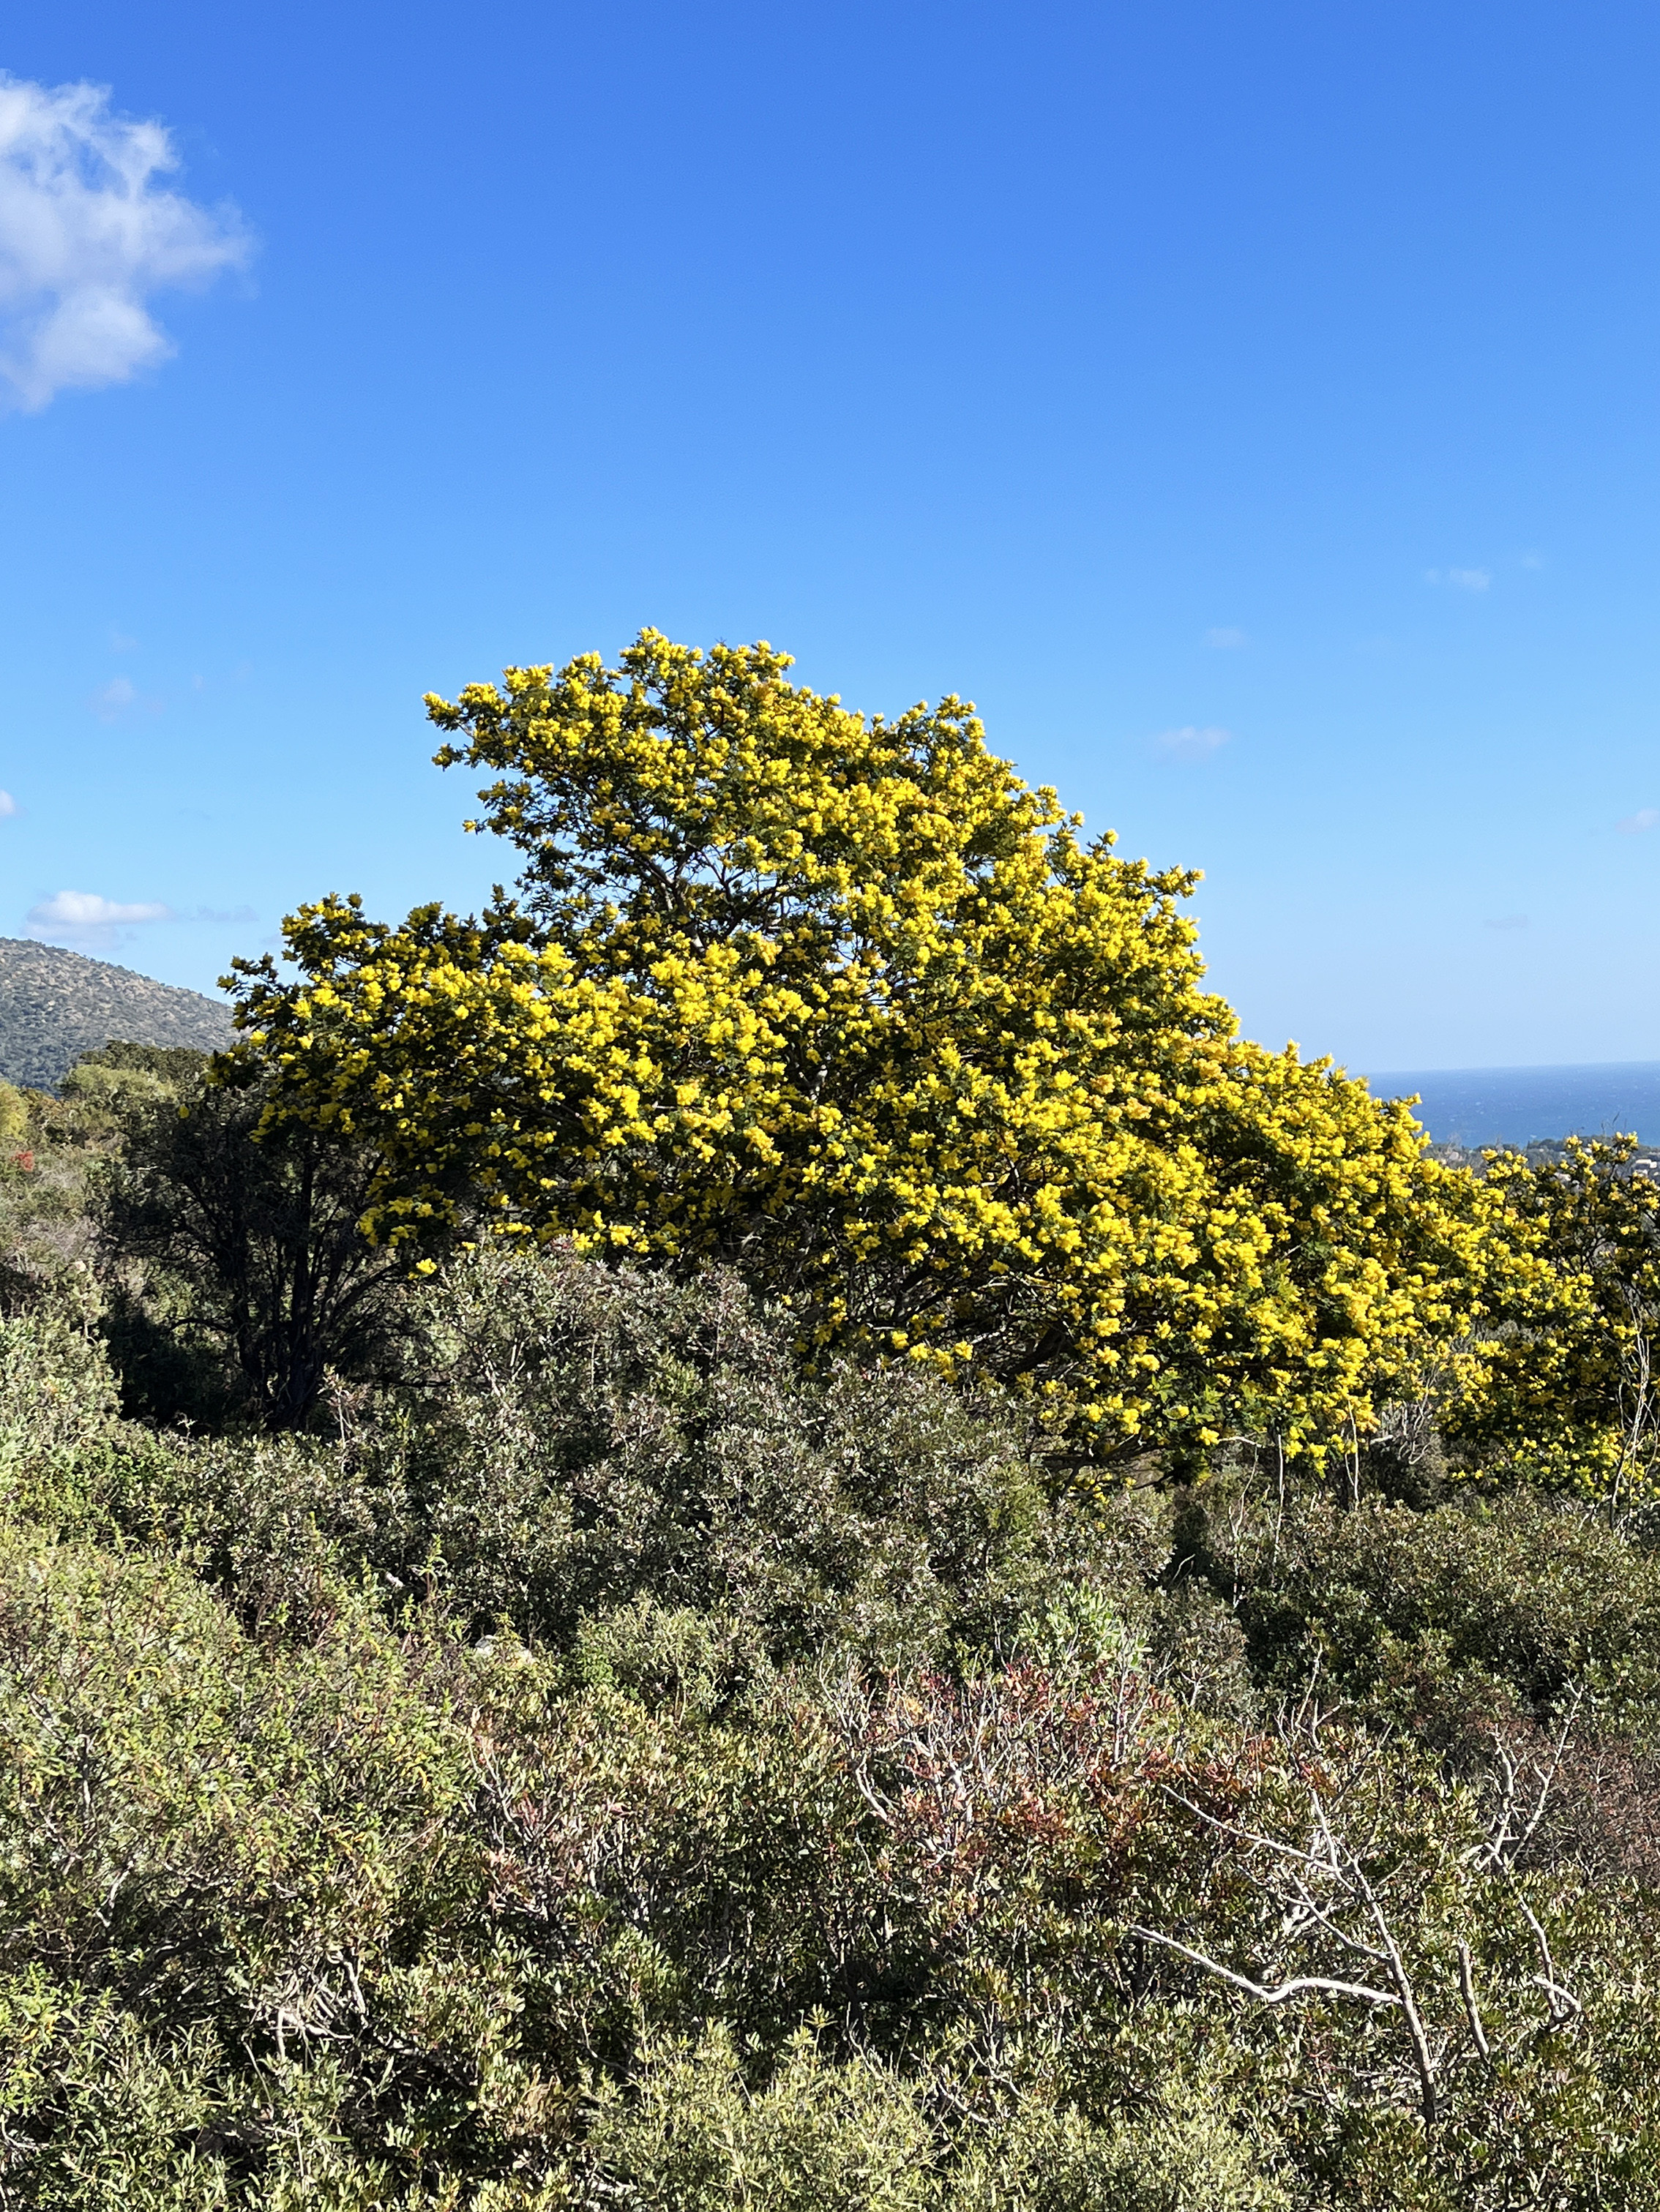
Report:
1204,626,1246,650
1619,808,1660,833
0,790,15,817
1424,566,1490,592
26,886,173,950
1155,724,1232,759
0,74,249,411
89,673,136,718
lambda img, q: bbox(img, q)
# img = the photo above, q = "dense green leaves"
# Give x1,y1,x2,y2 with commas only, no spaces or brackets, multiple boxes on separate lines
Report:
98,1057,408,1427
3,1252,1660,2205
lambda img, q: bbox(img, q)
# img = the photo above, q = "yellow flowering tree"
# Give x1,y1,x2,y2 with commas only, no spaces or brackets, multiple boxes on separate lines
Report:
229,631,1475,1463
1448,1136,1660,1507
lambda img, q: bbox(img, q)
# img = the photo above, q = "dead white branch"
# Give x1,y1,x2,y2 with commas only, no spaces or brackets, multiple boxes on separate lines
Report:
1129,1925,1402,2009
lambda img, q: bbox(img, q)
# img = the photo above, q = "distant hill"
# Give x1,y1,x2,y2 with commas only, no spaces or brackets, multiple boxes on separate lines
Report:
0,938,233,1089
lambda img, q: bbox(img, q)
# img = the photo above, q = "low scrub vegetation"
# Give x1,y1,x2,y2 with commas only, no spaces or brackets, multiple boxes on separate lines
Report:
4,638,1659,2205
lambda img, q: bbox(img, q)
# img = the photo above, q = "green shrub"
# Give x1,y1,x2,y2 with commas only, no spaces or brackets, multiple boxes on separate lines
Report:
584,2025,933,2211
4,1239,1660,2204
946,2088,1301,2211
97,1059,414,1428
59,1059,175,1113
0,1309,121,1521
0,1079,29,1145
381,1242,1143,1668
1230,1488,1660,1739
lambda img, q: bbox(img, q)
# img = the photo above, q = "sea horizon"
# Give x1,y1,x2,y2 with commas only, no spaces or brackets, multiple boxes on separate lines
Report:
1360,1059,1660,1148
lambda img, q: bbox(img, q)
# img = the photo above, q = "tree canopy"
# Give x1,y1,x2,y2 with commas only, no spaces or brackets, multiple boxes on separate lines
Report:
1446,1136,1660,1507
231,630,1476,1463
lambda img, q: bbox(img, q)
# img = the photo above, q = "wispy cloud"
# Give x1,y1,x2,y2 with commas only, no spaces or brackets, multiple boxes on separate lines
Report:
89,674,136,719
0,790,16,818
26,886,173,950
1424,566,1490,592
1155,724,1232,759
1619,808,1660,833
0,74,249,412
1203,626,1246,650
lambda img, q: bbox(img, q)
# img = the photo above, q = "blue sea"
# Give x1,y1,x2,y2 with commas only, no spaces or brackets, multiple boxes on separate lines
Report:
1361,1062,1660,1149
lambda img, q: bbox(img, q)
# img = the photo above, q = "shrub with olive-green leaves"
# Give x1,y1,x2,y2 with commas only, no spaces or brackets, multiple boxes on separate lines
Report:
5,1248,1660,2207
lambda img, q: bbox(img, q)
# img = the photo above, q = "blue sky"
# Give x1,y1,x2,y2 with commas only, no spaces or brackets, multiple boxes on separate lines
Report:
2,1,1659,1071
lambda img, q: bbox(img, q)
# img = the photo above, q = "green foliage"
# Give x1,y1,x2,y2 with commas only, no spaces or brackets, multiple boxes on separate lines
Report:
0,1079,29,1145
378,1241,1121,1663
946,2086,1301,2211
60,1058,175,1113
75,1039,216,1087
1168,1469,1660,1738
3,1247,1660,2204
97,1056,413,1427
0,1041,207,1323
580,2032,1298,2210
583,2027,935,2211
0,1520,479,2204
0,1302,118,1455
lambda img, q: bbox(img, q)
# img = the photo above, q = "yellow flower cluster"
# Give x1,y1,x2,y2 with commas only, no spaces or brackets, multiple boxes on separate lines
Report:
231,632,1477,1465
1448,1136,1660,1504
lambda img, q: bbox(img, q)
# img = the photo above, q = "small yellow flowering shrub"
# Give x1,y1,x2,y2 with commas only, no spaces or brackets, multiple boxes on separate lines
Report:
229,631,1476,1463
1448,1136,1660,1505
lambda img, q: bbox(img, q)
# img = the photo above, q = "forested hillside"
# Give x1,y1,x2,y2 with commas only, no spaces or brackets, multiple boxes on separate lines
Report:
2,639,1659,2208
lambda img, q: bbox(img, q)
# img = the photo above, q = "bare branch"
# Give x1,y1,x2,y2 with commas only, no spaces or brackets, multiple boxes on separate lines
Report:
1156,1785,1358,1879
1515,1894,1582,2025
1457,1941,1491,2063
1334,1825,1440,2125
1129,1925,1402,2009
1517,1687,1586,1856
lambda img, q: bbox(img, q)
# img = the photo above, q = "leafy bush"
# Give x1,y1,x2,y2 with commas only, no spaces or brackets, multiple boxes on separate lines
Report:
98,1056,413,1428
0,1080,29,1145
582,2033,1298,2211
1204,1484,1660,1740
370,1241,1147,1667
582,2027,935,2211
0,1307,122,1522
4,1237,1660,2204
